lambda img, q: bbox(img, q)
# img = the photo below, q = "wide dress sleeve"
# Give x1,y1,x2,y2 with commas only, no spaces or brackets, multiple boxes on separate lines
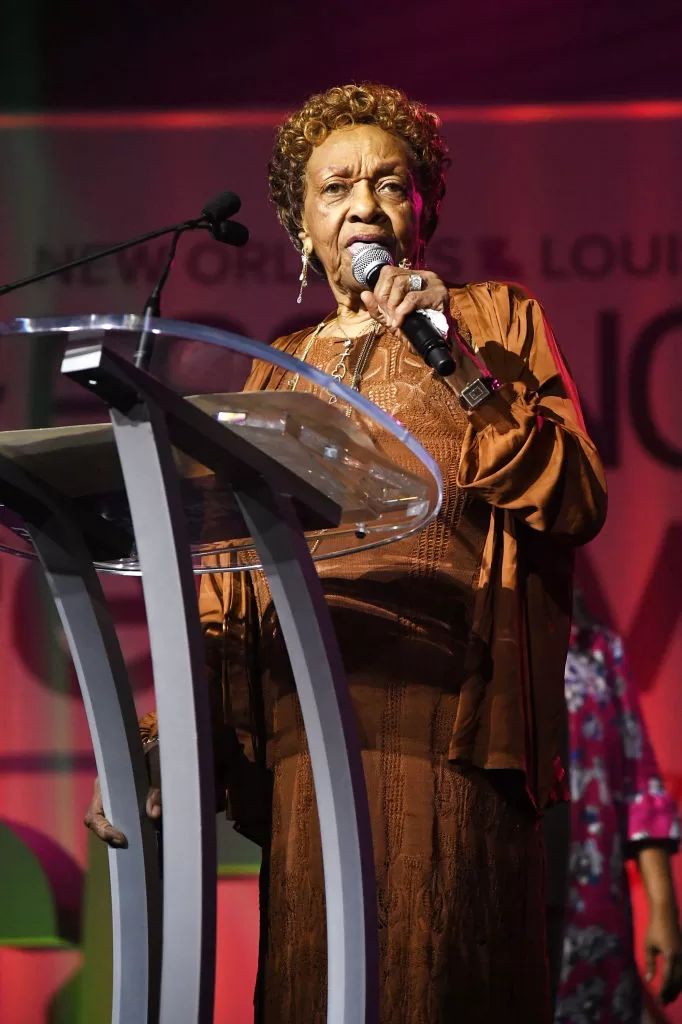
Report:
454,283,607,545
447,284,607,808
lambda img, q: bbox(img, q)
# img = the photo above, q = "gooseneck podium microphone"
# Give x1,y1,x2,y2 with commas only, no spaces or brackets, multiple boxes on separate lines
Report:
133,191,248,369
351,243,455,376
0,190,249,299
0,190,249,371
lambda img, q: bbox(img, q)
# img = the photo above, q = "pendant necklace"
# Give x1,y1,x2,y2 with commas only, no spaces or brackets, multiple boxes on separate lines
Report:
286,315,383,415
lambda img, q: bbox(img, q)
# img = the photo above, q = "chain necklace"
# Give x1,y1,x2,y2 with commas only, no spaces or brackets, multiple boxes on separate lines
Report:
286,315,382,415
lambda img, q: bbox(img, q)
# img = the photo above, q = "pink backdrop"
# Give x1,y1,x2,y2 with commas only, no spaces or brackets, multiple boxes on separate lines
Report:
0,103,681,1021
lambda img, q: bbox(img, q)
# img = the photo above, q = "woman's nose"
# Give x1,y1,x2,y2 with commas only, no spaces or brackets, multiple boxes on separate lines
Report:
348,181,383,222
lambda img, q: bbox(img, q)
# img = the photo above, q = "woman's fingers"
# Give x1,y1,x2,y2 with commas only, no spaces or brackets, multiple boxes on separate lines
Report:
85,810,128,848
390,287,448,327
143,741,162,822
659,949,682,1005
146,786,162,820
83,741,163,845
371,267,449,330
383,270,419,317
359,289,384,322
371,265,404,308
83,778,128,848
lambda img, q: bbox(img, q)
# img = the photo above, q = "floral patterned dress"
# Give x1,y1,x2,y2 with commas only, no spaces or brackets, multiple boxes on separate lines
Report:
555,626,681,1023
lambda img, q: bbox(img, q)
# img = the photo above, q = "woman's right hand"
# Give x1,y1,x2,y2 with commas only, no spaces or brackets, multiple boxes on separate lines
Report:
84,777,128,847
84,740,162,847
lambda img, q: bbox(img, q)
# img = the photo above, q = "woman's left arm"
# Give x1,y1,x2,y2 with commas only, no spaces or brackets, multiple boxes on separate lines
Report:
607,630,682,1004
451,284,607,545
638,847,682,1004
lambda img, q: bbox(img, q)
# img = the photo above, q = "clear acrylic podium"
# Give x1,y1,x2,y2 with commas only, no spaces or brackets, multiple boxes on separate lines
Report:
0,315,443,1024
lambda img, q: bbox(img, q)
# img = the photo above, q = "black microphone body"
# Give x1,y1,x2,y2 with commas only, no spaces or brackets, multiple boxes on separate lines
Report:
352,245,455,376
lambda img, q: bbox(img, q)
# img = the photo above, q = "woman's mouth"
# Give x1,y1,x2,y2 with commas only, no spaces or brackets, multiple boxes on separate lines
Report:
345,235,393,252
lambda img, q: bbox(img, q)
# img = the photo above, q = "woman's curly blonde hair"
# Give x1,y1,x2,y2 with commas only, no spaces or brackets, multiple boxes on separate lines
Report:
268,83,450,254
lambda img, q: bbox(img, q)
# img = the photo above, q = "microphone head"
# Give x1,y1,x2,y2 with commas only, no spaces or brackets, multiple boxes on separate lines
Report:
201,190,241,225
213,219,249,248
351,243,394,288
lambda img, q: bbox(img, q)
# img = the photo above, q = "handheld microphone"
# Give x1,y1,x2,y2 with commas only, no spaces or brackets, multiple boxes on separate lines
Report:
351,244,455,376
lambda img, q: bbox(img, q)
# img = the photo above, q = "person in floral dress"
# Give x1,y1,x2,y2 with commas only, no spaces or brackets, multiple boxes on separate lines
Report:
554,593,682,1022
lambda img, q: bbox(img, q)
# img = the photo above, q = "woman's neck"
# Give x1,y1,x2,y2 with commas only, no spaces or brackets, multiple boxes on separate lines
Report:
331,301,377,336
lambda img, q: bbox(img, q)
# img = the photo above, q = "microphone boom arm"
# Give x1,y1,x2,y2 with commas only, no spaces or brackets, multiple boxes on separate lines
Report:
0,218,200,298
133,226,184,370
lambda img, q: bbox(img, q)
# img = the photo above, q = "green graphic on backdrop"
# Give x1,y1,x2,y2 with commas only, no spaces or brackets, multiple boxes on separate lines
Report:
0,820,80,948
48,831,113,1023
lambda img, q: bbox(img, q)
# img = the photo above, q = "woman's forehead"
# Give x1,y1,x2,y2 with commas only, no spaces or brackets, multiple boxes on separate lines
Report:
305,124,412,177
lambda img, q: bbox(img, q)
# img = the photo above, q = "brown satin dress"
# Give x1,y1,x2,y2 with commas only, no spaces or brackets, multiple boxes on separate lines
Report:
196,282,608,1024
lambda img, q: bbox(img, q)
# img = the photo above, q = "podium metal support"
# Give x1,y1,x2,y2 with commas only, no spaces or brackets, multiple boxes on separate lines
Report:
62,344,380,1024
0,454,161,1024
107,398,218,1024
234,483,378,1024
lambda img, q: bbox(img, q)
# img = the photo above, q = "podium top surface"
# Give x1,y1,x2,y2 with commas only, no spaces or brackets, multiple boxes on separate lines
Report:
0,315,443,575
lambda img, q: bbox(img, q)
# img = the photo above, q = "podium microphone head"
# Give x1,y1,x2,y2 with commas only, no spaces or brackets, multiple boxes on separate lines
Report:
212,219,249,247
201,191,241,225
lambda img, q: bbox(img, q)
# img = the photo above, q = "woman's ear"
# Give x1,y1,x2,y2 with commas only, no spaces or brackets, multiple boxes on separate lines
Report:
298,228,313,257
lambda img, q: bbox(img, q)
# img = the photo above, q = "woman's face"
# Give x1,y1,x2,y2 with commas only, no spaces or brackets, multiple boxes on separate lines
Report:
299,124,424,302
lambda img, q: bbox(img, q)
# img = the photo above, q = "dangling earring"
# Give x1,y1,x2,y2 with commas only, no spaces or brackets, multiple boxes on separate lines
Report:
297,247,311,304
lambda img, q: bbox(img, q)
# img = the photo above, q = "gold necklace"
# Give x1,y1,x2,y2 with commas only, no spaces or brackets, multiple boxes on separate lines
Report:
286,315,382,415
285,318,329,393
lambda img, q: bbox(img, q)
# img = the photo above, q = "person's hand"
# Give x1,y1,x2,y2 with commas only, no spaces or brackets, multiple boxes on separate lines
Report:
84,740,162,847
84,776,128,848
360,265,450,339
645,902,682,1005
360,266,486,388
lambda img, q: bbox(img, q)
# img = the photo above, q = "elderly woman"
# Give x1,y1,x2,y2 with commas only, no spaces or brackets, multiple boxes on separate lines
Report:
88,83,607,1022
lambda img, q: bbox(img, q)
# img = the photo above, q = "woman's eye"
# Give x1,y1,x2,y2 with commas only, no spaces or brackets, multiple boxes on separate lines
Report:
380,181,407,196
322,181,347,195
